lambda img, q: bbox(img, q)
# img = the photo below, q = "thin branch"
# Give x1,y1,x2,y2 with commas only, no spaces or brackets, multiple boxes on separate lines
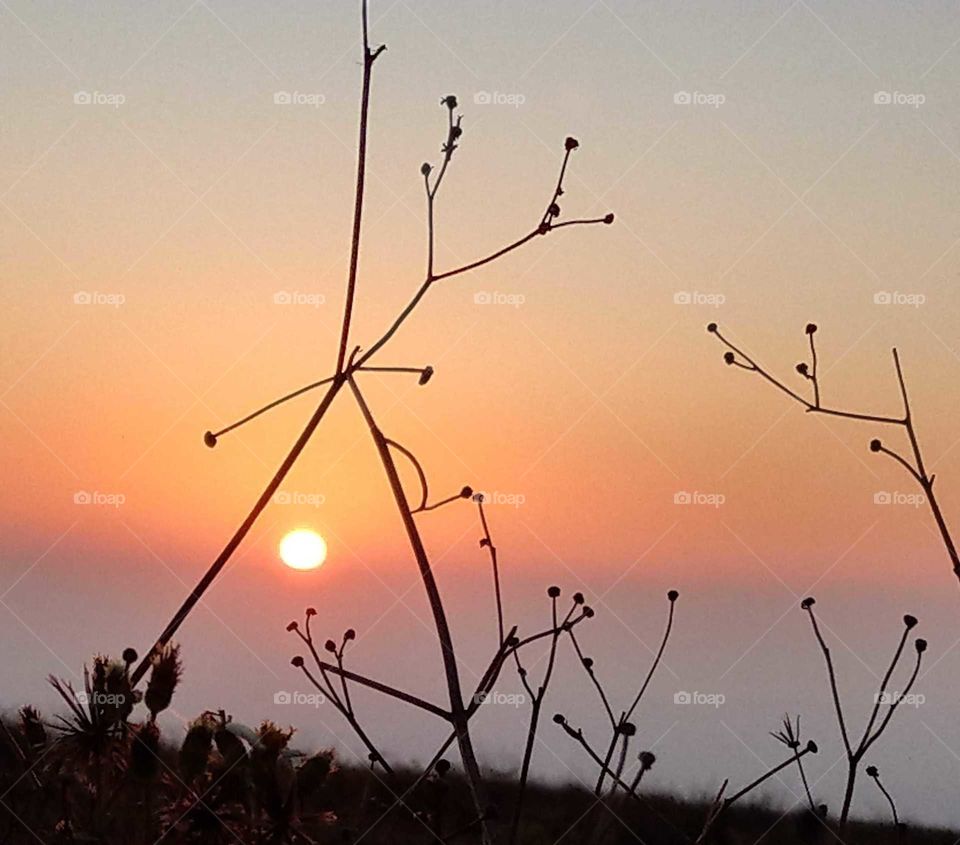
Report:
802,600,852,756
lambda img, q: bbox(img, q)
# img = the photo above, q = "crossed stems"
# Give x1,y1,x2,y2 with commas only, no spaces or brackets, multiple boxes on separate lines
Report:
708,322,960,587
800,597,925,831
131,1,611,691
563,589,678,797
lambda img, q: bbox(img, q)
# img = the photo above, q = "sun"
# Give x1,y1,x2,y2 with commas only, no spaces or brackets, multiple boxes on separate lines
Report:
279,529,327,571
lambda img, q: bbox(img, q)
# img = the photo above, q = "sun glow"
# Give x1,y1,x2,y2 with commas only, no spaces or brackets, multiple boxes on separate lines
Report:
279,529,327,571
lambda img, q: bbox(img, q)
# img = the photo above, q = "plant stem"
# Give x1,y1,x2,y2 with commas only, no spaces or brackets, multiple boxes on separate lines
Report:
348,377,493,845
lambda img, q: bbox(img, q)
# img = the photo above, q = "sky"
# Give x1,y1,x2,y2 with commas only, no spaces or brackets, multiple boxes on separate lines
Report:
5,0,960,830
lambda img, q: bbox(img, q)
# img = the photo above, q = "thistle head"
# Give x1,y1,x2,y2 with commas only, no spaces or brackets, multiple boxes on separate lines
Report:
441,95,458,110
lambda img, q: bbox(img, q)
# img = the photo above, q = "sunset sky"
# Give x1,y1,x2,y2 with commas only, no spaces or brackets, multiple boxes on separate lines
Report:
5,0,960,828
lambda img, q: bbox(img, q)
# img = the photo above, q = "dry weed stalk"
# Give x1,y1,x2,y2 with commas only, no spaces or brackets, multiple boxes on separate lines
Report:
801,596,925,831
708,321,959,588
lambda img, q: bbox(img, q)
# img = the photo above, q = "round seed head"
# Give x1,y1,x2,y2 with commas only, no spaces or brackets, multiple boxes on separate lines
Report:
286,621,298,632
547,585,561,598
573,592,585,604
324,639,337,653
866,765,879,778
122,648,138,665
203,431,217,448
344,628,356,641
724,352,735,365
801,597,816,610
582,606,595,618
418,366,434,386
291,656,304,668
805,323,818,334
668,589,680,602
620,721,637,737
460,486,473,499
306,607,317,617
435,759,451,776
552,713,566,725
603,213,615,224
582,657,594,670
420,162,432,176
870,438,883,453
707,322,718,333
916,638,928,653
442,95,457,110
903,614,918,629
638,751,656,769
806,740,818,754
796,362,808,375
565,136,579,151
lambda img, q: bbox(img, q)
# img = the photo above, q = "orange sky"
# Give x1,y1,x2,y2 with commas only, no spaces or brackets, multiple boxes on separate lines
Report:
5,0,960,829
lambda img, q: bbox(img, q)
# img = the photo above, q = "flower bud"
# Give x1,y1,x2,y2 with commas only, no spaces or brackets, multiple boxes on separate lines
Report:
870,439,882,452
801,597,816,610
460,486,473,499
419,366,434,386
916,638,928,653
707,322,718,333
603,212,615,224
573,592,585,604
805,323,818,334
553,713,566,724
724,352,735,365
203,431,217,448
291,656,304,667
324,639,337,653
619,721,637,737
638,751,656,769
668,590,679,602
344,628,356,641
866,765,879,778
796,362,808,375
548,202,561,217
441,95,458,109
421,162,432,176
548,585,561,598
806,740,818,754
123,648,138,665
286,621,298,632
565,137,579,151
903,614,918,629
582,657,594,670
306,607,317,617
582,606,595,618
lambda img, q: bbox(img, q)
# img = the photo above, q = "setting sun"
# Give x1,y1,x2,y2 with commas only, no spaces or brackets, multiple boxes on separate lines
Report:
279,529,327,571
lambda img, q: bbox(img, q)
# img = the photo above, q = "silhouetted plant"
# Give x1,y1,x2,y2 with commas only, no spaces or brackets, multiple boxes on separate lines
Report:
708,321,960,589
801,596,925,831
771,714,817,814
867,765,906,842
